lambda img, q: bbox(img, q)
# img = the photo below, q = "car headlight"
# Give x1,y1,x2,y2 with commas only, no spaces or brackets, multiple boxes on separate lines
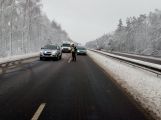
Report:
40,51,43,55
52,51,57,55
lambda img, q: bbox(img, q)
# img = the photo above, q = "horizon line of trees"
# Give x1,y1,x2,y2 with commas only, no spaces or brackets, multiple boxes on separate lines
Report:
86,9,161,56
0,0,70,57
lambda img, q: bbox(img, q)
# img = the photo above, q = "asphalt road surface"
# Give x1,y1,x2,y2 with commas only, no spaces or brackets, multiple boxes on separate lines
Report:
0,53,149,120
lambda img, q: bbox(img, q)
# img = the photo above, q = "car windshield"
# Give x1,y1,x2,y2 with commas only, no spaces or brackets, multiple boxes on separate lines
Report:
62,44,70,47
43,45,57,50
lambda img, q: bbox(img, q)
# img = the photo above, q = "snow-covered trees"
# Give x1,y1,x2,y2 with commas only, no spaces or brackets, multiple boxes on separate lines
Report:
0,0,70,57
86,10,161,56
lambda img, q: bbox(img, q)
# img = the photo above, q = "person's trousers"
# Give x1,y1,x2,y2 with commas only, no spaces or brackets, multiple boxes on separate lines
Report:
72,52,76,61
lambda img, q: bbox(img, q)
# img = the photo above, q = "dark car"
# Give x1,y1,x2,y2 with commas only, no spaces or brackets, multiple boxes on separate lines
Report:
40,44,62,60
77,46,87,55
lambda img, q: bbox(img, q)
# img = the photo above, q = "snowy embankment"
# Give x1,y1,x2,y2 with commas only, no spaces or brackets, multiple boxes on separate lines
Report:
88,50,161,120
0,53,39,64
97,50,161,70
106,50,161,61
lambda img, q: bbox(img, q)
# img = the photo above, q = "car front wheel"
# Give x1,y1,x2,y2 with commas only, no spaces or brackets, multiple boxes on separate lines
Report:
57,55,60,60
40,57,43,61
60,55,62,60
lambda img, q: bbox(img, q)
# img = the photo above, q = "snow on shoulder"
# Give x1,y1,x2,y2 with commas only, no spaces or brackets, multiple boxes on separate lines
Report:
88,50,161,120
0,53,39,64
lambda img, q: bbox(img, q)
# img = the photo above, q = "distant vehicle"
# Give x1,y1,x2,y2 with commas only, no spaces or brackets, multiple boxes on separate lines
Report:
77,46,87,55
40,44,62,60
96,47,103,51
61,43,71,53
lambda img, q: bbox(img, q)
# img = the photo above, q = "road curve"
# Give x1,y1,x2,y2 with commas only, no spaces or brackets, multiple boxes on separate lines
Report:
0,53,149,120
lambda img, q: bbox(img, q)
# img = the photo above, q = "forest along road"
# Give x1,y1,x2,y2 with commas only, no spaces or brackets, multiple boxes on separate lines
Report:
0,53,149,120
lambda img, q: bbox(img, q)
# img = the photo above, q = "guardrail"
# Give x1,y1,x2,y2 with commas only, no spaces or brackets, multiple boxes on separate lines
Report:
101,49,161,58
89,49,161,74
0,53,39,74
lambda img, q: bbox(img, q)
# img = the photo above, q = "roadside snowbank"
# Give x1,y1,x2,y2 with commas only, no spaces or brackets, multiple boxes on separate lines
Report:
0,53,39,64
88,50,161,120
94,50,161,70
110,51,161,61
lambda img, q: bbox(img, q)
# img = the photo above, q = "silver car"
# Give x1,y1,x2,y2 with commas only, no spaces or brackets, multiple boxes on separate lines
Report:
40,44,62,60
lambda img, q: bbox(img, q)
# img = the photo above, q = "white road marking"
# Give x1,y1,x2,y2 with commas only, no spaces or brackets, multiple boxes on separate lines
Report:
31,103,46,120
68,57,72,63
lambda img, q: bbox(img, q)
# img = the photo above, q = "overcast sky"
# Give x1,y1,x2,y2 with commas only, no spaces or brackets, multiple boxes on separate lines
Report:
42,0,161,44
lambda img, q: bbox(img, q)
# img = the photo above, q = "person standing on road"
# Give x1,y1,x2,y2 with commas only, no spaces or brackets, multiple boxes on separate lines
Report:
71,44,77,61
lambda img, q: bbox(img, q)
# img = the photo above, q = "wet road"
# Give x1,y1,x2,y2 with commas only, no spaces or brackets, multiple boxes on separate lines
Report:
0,53,149,120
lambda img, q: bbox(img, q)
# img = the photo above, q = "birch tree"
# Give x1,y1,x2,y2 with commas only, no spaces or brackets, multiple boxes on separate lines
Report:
0,0,70,57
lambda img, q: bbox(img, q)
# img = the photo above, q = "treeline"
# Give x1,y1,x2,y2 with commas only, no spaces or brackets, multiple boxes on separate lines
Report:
0,0,70,57
86,9,161,56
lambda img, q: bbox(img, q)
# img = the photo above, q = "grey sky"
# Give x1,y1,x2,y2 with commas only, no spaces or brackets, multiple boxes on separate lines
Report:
42,0,161,44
